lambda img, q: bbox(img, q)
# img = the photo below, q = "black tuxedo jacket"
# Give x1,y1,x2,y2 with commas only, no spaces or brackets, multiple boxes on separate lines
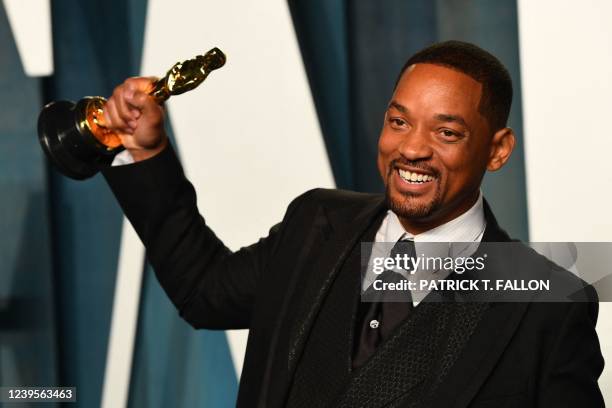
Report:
103,145,604,407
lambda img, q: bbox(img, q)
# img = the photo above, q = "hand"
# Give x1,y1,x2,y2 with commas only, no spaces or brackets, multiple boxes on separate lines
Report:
102,77,168,162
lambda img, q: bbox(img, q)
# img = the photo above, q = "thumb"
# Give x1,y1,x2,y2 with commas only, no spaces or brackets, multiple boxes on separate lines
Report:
125,90,158,112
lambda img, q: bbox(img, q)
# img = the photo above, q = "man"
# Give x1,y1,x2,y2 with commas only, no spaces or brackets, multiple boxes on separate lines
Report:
101,41,604,407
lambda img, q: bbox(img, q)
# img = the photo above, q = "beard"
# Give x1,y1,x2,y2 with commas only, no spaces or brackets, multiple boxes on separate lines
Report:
385,180,443,219
384,158,443,219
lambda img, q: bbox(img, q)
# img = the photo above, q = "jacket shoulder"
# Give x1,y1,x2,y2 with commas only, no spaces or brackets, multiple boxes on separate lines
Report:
510,243,598,302
295,187,384,209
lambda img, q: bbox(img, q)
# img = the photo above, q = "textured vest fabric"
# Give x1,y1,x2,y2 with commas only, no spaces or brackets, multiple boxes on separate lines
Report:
337,302,489,408
285,216,489,408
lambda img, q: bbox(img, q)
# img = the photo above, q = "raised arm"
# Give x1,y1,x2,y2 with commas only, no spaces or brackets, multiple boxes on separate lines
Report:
100,78,284,329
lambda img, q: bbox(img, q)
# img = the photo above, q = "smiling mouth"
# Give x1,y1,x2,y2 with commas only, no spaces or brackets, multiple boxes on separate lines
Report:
397,169,436,184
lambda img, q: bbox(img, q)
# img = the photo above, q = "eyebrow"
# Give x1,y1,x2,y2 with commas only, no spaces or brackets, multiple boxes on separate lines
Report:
434,113,468,128
388,101,468,128
388,101,408,114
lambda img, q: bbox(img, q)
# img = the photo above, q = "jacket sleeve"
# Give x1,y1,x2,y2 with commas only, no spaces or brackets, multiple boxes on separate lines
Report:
102,143,308,330
537,286,605,407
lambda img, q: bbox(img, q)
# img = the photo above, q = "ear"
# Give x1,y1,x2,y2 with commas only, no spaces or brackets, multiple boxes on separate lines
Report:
487,127,515,171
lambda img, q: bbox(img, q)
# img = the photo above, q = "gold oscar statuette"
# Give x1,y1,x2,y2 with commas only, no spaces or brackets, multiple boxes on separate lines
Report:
38,47,226,180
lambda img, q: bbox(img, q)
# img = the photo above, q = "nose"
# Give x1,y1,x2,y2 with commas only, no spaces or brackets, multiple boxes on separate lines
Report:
398,126,433,161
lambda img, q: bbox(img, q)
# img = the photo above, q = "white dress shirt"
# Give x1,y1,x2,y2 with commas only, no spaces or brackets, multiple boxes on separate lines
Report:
363,191,486,306
112,150,135,166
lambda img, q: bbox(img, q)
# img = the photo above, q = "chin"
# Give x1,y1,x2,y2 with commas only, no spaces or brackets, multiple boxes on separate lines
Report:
385,188,441,219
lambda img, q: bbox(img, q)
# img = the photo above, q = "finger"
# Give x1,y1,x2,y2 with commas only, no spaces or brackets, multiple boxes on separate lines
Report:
125,90,157,112
127,92,163,128
121,85,140,120
124,76,158,95
104,99,132,134
114,87,136,127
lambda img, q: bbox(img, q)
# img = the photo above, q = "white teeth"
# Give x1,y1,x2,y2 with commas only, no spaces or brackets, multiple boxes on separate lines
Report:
398,169,435,183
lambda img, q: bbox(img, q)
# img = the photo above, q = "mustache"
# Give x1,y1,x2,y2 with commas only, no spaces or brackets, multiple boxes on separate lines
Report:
388,158,440,178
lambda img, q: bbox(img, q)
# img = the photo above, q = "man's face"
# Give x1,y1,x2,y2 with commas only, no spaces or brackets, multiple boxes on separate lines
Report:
377,63,493,230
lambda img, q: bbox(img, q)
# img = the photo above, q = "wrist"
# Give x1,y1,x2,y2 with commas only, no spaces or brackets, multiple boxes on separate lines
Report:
128,137,169,162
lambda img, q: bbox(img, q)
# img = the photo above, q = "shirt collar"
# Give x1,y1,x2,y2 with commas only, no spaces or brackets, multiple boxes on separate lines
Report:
382,191,486,243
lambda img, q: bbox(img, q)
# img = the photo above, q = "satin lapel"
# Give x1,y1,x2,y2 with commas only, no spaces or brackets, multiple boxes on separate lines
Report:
285,194,386,379
481,198,512,242
428,199,528,408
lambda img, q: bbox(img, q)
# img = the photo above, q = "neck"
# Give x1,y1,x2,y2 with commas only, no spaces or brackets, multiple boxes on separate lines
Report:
398,190,480,235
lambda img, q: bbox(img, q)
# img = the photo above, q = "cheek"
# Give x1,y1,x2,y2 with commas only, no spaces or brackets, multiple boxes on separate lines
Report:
378,130,396,155
377,132,395,178
438,148,485,192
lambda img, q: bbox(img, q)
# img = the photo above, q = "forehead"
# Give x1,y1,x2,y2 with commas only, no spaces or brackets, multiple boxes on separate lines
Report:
392,63,484,119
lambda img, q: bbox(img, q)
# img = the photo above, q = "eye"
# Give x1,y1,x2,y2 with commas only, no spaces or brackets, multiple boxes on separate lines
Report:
388,117,407,129
438,128,463,141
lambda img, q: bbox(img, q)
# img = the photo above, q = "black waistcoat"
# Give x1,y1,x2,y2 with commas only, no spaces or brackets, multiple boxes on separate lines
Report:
285,214,489,408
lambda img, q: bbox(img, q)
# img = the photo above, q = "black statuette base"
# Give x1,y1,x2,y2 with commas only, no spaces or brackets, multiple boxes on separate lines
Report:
37,100,124,180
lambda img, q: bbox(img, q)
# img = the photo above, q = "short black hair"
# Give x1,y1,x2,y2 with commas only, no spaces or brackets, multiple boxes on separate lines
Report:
397,40,513,131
